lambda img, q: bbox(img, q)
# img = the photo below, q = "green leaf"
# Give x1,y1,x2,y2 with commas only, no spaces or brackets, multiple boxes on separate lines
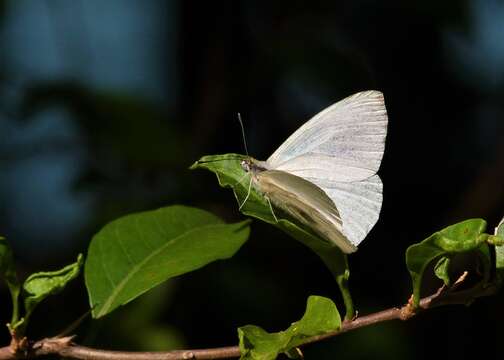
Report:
191,154,354,319
23,254,83,320
434,219,489,251
85,205,250,318
191,154,274,222
406,219,491,307
434,257,451,286
0,236,21,326
434,256,451,286
238,296,341,360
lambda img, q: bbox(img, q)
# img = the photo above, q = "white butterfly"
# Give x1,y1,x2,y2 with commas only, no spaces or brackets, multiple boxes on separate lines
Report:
240,90,388,253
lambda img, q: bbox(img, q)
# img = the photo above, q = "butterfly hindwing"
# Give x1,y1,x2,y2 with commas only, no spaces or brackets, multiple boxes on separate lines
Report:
308,174,383,247
255,169,357,253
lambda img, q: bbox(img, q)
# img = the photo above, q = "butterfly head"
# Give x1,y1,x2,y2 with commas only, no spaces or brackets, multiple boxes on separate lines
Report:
240,158,268,175
240,159,252,173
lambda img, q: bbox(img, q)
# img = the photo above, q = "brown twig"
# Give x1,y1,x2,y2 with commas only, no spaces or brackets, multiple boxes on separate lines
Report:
0,274,498,360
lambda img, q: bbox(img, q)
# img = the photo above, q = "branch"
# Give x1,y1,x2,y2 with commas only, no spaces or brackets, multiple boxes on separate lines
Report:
0,274,498,360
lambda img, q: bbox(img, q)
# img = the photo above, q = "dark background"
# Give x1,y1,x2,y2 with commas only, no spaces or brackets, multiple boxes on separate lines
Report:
1,1,504,358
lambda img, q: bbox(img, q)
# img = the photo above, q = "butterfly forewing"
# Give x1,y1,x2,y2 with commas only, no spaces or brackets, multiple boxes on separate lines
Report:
267,90,387,183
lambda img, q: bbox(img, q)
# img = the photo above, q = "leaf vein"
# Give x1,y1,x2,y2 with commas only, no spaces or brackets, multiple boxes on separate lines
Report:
97,224,208,316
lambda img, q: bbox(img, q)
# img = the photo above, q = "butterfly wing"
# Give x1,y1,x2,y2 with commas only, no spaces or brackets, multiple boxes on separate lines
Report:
265,90,387,247
308,175,383,247
255,169,357,253
267,90,387,183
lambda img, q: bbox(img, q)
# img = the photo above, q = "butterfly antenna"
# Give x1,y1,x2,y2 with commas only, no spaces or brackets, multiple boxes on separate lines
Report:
239,177,253,210
237,113,249,156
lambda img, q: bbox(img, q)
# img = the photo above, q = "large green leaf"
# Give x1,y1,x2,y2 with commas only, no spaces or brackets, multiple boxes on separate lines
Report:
23,254,83,321
191,154,354,319
0,236,21,326
85,205,250,318
238,296,341,360
406,219,492,307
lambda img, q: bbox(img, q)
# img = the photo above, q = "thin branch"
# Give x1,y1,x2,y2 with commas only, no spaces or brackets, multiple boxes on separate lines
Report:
59,344,241,360
0,275,498,360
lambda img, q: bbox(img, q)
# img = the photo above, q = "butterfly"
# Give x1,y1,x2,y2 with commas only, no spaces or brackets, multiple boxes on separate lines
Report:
239,90,388,253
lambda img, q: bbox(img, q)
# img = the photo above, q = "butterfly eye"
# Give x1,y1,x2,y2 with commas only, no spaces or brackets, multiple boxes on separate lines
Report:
240,160,250,172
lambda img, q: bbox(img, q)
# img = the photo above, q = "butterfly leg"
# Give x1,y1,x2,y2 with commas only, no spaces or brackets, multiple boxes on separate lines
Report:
233,172,248,187
266,196,279,222
239,177,253,210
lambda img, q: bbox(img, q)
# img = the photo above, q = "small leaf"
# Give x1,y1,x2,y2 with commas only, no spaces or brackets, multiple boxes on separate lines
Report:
434,257,451,286
0,236,21,326
23,254,83,320
406,219,490,307
435,219,488,251
238,296,341,360
191,154,275,222
192,154,354,318
85,205,250,318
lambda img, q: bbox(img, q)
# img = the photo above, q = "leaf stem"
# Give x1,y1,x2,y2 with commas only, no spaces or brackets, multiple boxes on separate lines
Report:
8,285,19,326
336,270,354,321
